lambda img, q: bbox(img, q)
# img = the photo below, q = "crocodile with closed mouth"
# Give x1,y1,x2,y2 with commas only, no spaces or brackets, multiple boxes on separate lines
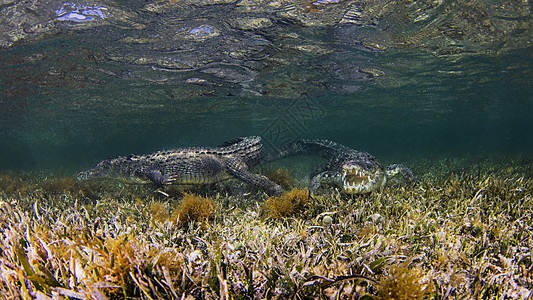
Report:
77,136,284,196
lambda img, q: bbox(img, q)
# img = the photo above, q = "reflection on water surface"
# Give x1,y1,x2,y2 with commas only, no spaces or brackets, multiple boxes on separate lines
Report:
0,0,532,171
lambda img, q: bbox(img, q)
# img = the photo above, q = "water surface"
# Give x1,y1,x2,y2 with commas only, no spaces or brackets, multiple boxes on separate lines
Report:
1,0,532,175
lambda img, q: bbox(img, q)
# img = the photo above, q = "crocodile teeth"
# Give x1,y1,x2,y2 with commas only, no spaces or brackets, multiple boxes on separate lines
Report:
342,166,379,193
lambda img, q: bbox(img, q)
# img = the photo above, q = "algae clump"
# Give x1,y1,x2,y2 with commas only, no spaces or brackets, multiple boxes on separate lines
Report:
262,188,310,219
378,260,433,300
174,193,217,226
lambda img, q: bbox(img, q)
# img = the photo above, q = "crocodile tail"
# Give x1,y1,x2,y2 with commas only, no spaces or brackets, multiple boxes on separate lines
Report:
217,136,261,148
274,139,346,159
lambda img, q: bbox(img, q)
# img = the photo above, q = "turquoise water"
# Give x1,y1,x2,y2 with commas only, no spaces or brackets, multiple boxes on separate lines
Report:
1,0,532,175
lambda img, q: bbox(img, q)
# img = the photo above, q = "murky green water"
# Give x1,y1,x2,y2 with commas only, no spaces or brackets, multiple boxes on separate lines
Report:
1,0,532,175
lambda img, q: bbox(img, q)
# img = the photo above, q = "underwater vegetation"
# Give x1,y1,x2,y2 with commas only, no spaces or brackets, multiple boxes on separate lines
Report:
378,260,432,300
262,188,311,219
266,168,296,190
0,157,532,299
0,174,28,195
0,174,114,200
174,193,217,227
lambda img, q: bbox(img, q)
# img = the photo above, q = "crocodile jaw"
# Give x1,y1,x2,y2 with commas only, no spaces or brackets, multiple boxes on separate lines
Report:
77,157,151,184
341,161,384,194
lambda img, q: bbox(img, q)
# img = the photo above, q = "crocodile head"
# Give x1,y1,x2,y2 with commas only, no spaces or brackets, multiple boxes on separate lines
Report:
77,157,151,184
341,159,385,194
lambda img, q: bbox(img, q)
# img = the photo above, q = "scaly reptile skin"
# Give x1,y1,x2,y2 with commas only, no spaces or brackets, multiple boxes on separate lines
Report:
77,136,283,196
275,139,415,194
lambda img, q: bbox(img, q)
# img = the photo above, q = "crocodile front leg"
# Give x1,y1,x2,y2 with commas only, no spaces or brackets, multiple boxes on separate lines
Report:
310,171,343,192
385,164,416,186
138,168,174,186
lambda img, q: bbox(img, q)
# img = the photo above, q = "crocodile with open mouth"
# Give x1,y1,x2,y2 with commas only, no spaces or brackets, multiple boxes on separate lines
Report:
274,139,415,194
77,136,284,196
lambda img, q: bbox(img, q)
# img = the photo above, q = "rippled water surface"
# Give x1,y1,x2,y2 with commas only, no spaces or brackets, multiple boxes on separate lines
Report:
1,0,532,173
